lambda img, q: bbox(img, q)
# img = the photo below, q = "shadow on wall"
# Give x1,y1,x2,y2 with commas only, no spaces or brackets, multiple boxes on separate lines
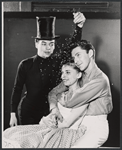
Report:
97,60,120,147
93,36,120,147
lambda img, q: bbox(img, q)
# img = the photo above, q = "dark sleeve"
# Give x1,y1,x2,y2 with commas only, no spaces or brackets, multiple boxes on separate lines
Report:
60,25,82,66
70,25,83,43
48,26,83,109
10,61,26,112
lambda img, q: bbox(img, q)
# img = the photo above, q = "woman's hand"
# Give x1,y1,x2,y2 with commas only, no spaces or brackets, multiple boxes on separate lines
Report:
73,12,86,28
40,113,58,128
51,107,63,123
9,113,17,127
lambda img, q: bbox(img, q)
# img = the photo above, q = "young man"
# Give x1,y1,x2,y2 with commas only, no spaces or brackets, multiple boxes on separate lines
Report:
9,12,86,126
48,40,113,148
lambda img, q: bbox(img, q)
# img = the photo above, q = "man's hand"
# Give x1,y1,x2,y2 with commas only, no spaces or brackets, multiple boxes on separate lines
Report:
73,12,86,28
58,120,69,128
40,113,58,128
9,112,17,127
51,107,63,123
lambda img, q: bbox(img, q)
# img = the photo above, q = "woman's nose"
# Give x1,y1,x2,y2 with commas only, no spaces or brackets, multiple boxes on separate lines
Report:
61,74,65,79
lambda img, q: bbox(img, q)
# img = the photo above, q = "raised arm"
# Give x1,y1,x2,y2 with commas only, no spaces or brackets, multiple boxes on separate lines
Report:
48,12,86,109
60,12,86,64
71,12,86,42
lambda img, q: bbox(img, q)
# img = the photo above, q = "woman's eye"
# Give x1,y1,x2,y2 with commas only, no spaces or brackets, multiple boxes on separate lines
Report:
77,53,80,57
66,71,70,74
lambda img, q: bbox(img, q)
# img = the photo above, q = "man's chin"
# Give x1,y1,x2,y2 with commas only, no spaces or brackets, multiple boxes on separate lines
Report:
45,53,52,58
44,55,51,58
79,66,84,71
63,82,68,86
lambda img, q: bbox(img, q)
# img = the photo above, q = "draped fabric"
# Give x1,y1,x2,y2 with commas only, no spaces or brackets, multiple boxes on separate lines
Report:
3,114,86,148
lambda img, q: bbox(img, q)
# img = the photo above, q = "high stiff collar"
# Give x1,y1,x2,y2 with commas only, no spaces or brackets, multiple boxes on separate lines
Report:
35,54,52,63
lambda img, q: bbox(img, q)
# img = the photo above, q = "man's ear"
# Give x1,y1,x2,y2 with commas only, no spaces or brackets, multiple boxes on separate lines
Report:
89,49,93,58
35,39,38,49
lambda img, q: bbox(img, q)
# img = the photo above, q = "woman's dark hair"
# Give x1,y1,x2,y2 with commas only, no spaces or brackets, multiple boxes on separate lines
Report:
63,62,81,73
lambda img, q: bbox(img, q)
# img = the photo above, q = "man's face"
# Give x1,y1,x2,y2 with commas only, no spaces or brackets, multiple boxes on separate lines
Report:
61,65,81,86
36,40,55,58
71,46,91,71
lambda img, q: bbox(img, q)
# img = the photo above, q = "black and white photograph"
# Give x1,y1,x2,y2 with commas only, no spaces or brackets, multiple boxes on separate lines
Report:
2,1,120,148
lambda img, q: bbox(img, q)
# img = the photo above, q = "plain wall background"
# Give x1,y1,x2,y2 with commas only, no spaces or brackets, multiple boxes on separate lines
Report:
4,17,120,147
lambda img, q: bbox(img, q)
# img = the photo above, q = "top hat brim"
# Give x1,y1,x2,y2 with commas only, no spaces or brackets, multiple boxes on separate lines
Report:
35,35,60,40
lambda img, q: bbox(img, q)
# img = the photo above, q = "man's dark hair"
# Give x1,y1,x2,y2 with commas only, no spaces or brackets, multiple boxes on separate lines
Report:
69,40,95,59
35,38,40,42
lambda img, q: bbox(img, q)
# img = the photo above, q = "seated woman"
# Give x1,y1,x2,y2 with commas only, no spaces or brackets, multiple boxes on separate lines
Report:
3,62,88,148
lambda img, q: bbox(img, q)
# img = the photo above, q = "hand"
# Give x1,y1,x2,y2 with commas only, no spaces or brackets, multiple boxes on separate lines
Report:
58,120,68,128
51,107,63,122
40,113,58,128
73,12,86,28
9,113,17,127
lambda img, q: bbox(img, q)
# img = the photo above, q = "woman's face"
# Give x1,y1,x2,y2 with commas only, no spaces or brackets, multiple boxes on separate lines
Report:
61,65,81,86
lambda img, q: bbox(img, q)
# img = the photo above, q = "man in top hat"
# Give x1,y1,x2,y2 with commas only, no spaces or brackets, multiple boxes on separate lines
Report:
9,12,86,126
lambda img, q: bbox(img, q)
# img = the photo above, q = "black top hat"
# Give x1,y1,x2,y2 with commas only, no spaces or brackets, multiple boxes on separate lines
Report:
35,16,60,40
